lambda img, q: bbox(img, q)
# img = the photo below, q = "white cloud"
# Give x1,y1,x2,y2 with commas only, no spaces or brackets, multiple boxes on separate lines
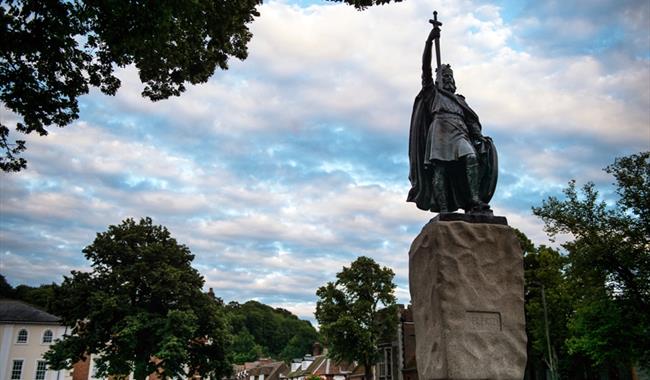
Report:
1,0,648,326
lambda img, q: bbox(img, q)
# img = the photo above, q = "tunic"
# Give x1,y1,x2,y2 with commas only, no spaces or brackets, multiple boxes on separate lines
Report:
425,91,476,163
407,39,497,212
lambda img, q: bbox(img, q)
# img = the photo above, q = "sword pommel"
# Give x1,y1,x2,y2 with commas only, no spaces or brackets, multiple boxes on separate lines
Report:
429,11,443,70
429,11,442,40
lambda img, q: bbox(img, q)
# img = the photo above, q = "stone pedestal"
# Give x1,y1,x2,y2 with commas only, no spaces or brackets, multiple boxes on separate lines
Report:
409,219,526,380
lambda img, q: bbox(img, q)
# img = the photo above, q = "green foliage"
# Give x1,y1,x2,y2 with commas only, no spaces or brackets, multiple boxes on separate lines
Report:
315,256,397,380
12,283,60,312
0,275,61,313
230,328,267,364
567,294,644,367
226,300,320,363
0,274,15,298
1,0,402,172
0,0,260,171
519,230,574,378
44,217,232,380
532,151,650,369
278,330,317,363
325,0,400,10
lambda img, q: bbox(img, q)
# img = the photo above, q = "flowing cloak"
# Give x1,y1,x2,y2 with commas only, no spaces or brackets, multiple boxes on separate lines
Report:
407,85,498,212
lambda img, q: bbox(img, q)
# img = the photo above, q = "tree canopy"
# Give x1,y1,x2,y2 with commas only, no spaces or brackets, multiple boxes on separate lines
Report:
1,273,320,366
1,0,259,172
531,151,649,374
226,300,320,363
0,274,15,298
315,256,397,380
516,230,576,379
0,0,400,172
44,217,232,380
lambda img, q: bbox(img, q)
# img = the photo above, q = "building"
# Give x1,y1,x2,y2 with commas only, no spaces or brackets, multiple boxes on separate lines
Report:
229,359,288,380
284,354,355,380
396,306,416,380
285,306,417,380
374,304,417,380
0,299,73,380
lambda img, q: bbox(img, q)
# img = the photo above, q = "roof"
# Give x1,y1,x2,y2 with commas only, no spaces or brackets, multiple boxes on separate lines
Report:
232,361,288,380
0,299,62,324
286,355,355,379
348,364,366,379
286,356,318,378
312,357,354,376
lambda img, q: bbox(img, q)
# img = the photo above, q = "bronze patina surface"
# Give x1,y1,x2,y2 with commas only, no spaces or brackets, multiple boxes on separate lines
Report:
408,13,498,214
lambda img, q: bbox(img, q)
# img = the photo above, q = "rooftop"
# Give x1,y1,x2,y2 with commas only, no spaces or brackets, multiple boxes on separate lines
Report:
0,299,61,324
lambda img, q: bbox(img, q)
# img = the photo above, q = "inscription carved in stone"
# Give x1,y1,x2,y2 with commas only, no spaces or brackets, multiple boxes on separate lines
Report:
465,311,501,331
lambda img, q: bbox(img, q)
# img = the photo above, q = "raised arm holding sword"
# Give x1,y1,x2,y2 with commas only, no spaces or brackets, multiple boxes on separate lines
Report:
407,11,498,214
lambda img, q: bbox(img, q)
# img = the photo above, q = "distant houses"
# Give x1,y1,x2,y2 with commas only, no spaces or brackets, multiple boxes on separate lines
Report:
283,347,356,380
230,359,288,380
1,300,417,380
231,343,359,380
285,354,354,380
234,305,418,380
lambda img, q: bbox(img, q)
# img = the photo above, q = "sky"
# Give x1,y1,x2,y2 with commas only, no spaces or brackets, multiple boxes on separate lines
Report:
1,0,649,326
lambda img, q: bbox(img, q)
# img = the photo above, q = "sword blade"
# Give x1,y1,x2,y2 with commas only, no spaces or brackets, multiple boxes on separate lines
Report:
434,38,442,70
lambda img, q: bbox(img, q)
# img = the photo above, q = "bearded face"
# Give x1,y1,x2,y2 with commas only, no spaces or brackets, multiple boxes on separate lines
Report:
441,71,456,93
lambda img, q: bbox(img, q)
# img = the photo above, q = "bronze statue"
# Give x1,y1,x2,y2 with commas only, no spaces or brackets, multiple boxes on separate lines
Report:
407,12,498,213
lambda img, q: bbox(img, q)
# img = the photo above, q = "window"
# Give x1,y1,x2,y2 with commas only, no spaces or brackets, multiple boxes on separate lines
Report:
11,360,24,380
377,347,392,380
90,359,99,379
16,329,28,343
42,330,53,344
35,360,47,380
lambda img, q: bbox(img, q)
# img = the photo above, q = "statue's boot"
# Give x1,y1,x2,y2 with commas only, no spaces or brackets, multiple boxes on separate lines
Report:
466,154,488,212
433,165,449,213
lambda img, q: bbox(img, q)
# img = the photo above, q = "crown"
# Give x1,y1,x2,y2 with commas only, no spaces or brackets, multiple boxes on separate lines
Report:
435,64,453,74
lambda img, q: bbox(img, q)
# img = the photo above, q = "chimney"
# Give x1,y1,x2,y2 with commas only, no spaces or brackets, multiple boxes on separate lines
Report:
312,342,323,356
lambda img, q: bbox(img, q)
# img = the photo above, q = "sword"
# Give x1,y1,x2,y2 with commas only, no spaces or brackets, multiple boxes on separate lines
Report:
429,11,442,71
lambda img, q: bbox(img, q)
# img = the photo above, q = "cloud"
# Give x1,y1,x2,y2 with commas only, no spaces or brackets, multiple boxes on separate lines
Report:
504,0,650,57
1,0,648,326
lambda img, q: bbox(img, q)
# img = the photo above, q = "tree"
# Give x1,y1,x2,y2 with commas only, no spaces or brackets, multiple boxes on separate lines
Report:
0,274,14,297
325,0,399,10
0,275,62,313
44,217,232,380
278,326,320,362
226,300,320,361
532,152,650,372
515,230,584,379
0,0,399,172
12,283,60,312
315,256,397,380
0,0,259,172
230,328,267,364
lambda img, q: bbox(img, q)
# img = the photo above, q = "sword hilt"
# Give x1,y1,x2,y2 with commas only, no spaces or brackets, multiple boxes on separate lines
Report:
429,11,442,70
429,11,442,39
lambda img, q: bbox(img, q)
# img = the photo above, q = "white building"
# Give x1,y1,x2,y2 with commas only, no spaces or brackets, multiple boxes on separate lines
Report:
0,299,72,380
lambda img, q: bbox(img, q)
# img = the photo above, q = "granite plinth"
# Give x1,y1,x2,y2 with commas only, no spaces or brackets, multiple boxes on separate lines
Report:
409,220,526,380
431,212,508,226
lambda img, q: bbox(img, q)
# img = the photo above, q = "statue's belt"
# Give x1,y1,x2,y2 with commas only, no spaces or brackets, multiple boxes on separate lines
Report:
430,113,485,149
434,112,464,120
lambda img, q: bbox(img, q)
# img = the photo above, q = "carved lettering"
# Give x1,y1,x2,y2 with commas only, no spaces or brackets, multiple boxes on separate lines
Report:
465,311,501,331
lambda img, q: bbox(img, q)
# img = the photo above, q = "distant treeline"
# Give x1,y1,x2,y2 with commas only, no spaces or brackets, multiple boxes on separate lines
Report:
226,300,321,363
0,276,320,364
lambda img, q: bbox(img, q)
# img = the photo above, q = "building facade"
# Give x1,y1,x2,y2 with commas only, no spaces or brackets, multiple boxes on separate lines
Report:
374,304,417,380
0,299,72,380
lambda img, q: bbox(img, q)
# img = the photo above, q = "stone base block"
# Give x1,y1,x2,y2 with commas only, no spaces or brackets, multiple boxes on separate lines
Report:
409,220,526,380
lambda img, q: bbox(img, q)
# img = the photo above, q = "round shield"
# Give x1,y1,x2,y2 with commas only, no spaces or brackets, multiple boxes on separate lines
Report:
479,136,498,204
